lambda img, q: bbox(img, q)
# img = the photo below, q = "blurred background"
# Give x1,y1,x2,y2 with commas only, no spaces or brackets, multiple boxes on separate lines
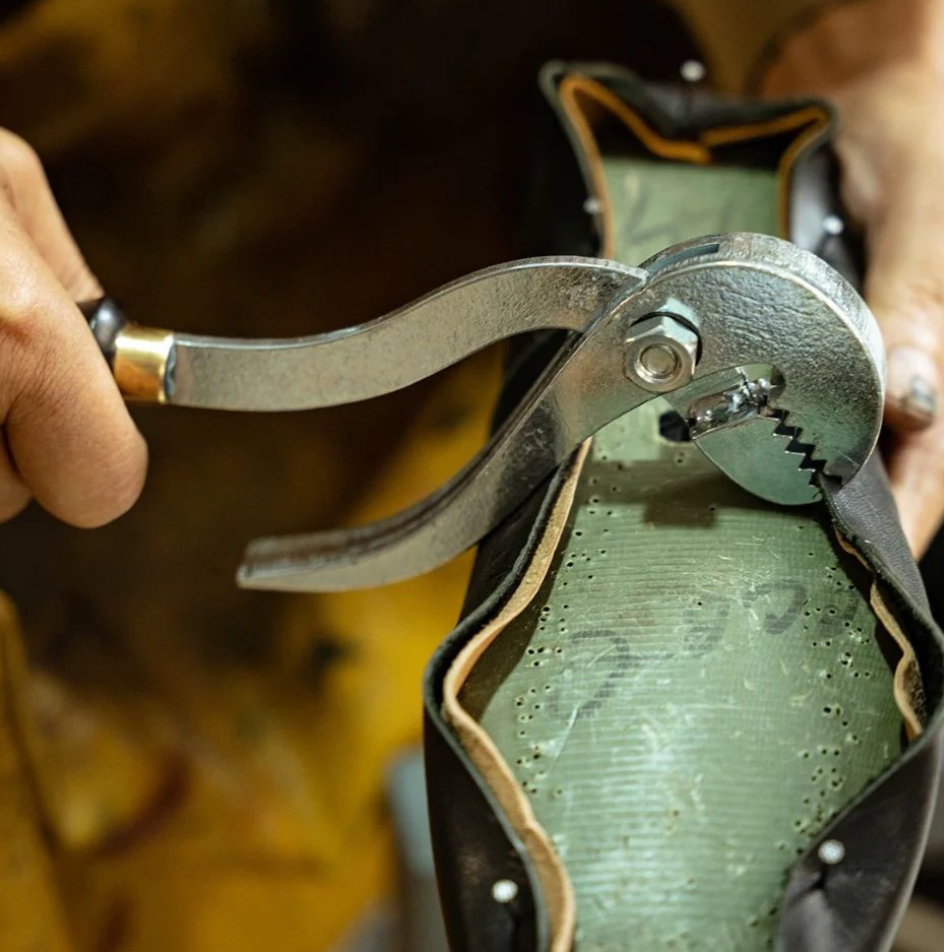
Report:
0,1,939,951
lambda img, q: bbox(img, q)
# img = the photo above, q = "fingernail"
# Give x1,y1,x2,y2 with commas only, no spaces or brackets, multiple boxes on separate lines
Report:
886,346,938,432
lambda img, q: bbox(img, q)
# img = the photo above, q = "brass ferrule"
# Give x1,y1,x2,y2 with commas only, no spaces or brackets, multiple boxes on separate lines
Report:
113,327,175,403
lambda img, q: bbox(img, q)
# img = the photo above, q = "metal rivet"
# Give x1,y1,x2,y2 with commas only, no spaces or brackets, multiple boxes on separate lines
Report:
680,60,706,83
492,879,519,903
823,214,845,237
639,343,681,380
818,839,845,865
624,314,700,393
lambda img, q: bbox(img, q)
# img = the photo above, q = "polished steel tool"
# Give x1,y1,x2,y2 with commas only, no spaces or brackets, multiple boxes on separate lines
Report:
82,233,886,591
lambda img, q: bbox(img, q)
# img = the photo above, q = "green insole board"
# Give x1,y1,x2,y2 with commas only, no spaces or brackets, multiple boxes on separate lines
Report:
602,157,779,264
459,159,902,951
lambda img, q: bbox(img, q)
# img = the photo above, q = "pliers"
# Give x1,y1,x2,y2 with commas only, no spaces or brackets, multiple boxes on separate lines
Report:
82,232,885,592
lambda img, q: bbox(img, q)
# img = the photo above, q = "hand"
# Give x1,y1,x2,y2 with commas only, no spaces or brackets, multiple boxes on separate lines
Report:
0,129,145,526
762,0,944,557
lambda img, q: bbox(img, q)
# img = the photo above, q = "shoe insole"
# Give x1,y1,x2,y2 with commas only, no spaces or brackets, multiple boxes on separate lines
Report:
458,159,903,951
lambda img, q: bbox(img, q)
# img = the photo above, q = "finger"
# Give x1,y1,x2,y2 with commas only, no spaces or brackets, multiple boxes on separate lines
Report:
860,147,944,434
0,129,101,301
885,416,944,558
0,211,146,527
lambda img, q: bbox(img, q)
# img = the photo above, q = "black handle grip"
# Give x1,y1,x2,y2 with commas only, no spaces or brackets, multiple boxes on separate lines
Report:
79,297,128,368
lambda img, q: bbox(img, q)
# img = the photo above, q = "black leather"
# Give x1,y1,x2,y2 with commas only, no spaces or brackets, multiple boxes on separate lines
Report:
780,720,942,952
825,465,931,618
424,62,944,952
425,470,573,952
424,700,542,952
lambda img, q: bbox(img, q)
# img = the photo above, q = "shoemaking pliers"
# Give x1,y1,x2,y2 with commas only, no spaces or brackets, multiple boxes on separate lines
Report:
80,232,885,592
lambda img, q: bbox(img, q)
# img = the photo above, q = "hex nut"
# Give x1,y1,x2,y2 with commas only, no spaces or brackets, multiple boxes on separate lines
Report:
624,314,700,393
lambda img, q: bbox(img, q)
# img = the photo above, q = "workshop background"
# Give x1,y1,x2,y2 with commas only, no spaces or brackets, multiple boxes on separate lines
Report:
0,2,940,951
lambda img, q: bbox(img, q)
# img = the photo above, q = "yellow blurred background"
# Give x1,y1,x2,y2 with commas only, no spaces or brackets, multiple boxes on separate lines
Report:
0,2,693,950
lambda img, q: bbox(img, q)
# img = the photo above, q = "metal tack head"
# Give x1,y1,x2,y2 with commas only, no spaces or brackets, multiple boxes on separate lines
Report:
818,839,846,865
491,879,519,903
681,59,707,83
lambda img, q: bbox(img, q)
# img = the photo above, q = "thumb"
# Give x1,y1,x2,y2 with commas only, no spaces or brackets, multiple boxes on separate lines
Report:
856,148,944,554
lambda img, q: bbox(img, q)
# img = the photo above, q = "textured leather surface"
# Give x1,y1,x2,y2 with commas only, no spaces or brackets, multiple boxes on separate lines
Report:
423,703,541,952
825,464,931,617
781,725,942,952
426,470,576,952
424,63,944,952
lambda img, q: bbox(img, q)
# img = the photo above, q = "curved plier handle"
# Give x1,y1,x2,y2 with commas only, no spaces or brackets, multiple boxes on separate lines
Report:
81,233,884,592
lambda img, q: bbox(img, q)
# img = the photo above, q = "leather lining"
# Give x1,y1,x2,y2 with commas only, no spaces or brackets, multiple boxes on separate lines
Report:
441,444,588,952
836,531,927,739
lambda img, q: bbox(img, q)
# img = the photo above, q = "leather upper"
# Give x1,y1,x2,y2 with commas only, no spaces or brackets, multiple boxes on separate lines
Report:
424,63,944,952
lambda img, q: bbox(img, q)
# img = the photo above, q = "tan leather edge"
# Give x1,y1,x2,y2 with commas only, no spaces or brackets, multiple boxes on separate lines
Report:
442,443,589,952
440,72,909,949
872,590,927,740
556,73,829,239
835,532,926,740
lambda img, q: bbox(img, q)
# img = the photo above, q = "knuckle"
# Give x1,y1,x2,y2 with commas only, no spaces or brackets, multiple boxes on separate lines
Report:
0,318,47,405
0,275,50,330
0,232,59,328
0,308,61,406
0,283,81,401
0,322,86,454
